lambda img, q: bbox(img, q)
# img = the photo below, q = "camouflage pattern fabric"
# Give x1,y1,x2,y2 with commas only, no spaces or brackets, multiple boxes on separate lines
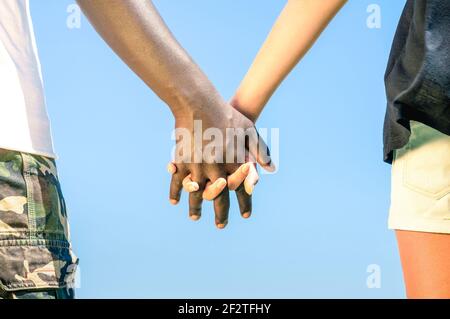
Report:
0,149,78,294
0,287,75,299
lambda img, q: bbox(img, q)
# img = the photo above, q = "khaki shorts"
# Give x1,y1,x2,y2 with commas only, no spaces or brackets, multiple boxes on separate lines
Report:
388,121,450,234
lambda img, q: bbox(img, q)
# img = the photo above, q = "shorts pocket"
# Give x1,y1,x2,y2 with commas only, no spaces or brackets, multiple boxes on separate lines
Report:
21,153,70,237
402,122,450,199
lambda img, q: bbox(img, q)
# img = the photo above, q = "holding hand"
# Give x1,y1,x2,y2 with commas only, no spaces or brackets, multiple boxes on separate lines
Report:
167,98,273,229
168,161,261,223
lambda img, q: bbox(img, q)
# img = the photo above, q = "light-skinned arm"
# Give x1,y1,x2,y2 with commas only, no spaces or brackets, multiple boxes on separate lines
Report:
180,0,347,203
231,0,347,122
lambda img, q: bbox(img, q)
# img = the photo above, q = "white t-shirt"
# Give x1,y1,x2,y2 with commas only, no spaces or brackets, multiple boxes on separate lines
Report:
0,0,55,158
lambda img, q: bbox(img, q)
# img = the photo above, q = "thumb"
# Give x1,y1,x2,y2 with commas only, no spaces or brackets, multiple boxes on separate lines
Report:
248,126,275,172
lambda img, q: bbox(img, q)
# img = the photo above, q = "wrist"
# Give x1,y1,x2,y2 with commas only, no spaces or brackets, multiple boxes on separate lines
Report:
229,94,259,123
166,74,223,118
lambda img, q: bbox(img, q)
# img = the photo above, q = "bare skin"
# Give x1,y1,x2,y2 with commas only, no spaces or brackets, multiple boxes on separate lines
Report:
176,0,347,206
168,161,259,219
396,230,450,298
178,0,450,297
231,0,347,120
76,0,273,228
78,0,449,296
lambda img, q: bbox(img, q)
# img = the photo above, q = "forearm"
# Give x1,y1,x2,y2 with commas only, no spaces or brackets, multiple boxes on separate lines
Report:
231,0,347,122
76,0,221,116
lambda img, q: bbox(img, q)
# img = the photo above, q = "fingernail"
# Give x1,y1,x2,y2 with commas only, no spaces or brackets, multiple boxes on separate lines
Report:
167,164,175,174
242,212,251,219
216,221,228,229
169,199,179,205
216,178,227,188
267,161,276,172
245,184,254,195
190,214,200,221
188,183,199,192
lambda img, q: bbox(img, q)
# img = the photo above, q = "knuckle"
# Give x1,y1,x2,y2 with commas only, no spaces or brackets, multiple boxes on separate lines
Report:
190,191,203,200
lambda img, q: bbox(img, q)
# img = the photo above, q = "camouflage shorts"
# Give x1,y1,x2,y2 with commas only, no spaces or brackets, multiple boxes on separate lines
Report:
0,149,78,295
0,287,75,299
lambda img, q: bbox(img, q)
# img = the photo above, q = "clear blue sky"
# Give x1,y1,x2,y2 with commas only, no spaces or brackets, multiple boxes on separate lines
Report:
30,0,406,298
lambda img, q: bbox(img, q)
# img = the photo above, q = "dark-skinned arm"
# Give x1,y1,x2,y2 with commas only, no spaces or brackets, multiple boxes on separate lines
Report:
76,0,272,228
